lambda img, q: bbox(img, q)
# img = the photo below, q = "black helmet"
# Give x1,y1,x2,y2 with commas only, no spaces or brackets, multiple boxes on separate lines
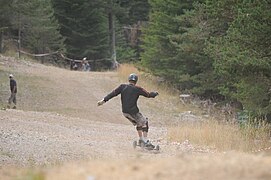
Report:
128,73,138,83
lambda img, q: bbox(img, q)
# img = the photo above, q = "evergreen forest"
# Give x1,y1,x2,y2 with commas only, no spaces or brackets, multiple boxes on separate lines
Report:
1,0,271,119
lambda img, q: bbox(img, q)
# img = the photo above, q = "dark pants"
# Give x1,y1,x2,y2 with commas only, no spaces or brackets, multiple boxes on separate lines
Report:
8,92,16,106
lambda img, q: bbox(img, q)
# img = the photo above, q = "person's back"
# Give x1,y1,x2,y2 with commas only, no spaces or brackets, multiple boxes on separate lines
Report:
120,84,149,114
121,84,139,113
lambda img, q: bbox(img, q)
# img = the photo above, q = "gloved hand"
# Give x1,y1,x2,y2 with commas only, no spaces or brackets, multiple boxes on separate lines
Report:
150,91,159,97
97,99,105,106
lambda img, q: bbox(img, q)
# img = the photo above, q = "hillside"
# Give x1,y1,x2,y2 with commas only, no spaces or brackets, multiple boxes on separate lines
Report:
0,55,271,180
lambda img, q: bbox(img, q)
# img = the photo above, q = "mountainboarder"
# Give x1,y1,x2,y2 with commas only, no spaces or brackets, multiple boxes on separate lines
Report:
97,73,159,148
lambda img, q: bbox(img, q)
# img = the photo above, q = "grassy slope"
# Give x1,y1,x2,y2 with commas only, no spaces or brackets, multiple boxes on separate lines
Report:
0,55,194,125
1,55,271,180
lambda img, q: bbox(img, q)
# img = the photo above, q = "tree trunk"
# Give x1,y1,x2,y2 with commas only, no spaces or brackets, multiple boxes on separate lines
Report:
18,11,21,58
108,2,116,68
0,30,2,53
18,28,21,58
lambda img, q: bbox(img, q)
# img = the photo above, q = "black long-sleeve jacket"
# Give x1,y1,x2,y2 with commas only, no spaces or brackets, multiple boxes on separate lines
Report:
103,83,158,114
10,79,17,93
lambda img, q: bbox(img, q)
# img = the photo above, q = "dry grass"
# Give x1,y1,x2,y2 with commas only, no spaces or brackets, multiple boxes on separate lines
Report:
168,119,271,152
1,41,18,58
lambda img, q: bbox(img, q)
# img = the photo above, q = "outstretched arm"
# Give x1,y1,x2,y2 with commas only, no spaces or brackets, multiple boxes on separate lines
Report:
138,86,159,98
97,84,124,106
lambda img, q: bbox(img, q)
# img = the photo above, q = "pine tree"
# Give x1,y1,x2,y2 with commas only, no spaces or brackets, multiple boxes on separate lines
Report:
205,0,271,115
9,0,65,61
0,0,13,53
128,0,150,24
168,2,218,97
114,0,151,61
23,0,65,54
52,0,109,61
141,0,194,83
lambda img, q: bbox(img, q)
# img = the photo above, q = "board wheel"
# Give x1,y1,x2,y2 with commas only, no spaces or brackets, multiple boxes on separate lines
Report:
140,142,145,148
133,141,137,149
155,145,160,151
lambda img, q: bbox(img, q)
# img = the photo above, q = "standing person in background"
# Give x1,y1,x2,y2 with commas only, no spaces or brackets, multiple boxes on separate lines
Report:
85,61,91,71
81,57,87,71
97,73,159,147
7,74,17,109
71,60,78,70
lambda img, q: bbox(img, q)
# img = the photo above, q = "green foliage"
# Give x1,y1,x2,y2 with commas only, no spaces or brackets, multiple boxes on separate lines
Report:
1,0,150,66
22,0,65,54
141,0,218,97
0,0,12,29
0,0,13,53
9,0,65,54
112,0,150,25
52,0,109,59
113,0,150,61
233,77,271,114
169,2,215,94
141,0,194,81
128,0,150,24
206,0,271,114
116,46,136,63
141,0,271,117
115,19,137,63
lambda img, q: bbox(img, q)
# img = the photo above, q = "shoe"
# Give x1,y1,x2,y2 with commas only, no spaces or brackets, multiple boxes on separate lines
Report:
138,139,146,146
138,139,155,149
145,141,155,149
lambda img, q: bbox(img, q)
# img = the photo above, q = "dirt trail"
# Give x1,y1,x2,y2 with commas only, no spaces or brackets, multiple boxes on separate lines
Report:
0,56,271,180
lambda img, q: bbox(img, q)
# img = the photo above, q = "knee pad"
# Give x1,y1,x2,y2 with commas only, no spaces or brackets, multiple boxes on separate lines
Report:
136,126,142,131
142,121,149,132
